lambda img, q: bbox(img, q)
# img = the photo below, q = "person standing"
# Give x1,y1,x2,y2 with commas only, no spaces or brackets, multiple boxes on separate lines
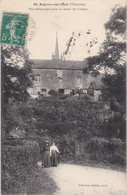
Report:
43,142,51,167
50,143,60,166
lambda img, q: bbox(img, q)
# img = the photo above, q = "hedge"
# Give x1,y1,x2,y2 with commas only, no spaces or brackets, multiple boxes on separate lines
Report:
85,137,126,166
2,139,41,194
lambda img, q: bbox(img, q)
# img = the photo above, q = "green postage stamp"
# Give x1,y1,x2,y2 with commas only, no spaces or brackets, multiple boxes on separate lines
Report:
1,12,28,46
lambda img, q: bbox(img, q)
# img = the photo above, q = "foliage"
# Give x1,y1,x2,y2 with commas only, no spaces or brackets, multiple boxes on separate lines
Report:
2,100,37,137
24,98,125,168
83,6,126,104
1,45,33,104
83,6,126,143
27,99,110,142
1,44,34,137
9,127,26,139
86,137,126,166
2,140,40,194
48,89,58,97
1,43,38,194
106,112,126,140
102,65,126,104
105,6,126,36
84,5,126,70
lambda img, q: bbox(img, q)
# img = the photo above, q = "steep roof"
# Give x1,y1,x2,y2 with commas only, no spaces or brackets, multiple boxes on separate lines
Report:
31,59,87,70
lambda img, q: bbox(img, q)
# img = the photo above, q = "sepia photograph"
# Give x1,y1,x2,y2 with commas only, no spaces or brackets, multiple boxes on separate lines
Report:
0,0,126,194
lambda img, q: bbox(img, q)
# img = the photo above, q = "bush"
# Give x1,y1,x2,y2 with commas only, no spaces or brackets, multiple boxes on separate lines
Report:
48,89,58,97
2,139,41,194
108,138,126,165
86,137,126,166
80,93,93,101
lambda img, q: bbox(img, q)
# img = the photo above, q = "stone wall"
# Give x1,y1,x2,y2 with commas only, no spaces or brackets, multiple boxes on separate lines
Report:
29,68,102,101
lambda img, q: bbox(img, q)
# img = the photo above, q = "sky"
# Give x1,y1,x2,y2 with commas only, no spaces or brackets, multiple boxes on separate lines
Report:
1,0,126,60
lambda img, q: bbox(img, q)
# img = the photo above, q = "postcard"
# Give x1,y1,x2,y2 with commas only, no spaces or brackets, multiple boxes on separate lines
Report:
0,0,126,194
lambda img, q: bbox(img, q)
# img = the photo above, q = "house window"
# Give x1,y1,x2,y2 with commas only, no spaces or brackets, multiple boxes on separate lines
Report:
70,89,75,95
87,82,94,96
58,89,64,94
35,74,40,82
41,89,46,96
76,78,82,88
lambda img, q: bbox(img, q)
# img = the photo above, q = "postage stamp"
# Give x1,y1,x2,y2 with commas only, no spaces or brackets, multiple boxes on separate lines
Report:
1,12,29,46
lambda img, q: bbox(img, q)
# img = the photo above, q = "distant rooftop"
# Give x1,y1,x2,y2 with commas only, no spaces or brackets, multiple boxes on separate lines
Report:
31,59,87,70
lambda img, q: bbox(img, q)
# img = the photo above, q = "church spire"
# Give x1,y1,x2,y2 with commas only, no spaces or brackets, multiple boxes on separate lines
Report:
54,32,59,59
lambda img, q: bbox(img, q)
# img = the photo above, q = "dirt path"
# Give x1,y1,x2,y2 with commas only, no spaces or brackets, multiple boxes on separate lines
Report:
45,163,127,195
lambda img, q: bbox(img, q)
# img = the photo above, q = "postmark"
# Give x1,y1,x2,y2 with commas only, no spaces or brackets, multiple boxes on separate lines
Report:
27,16,36,42
1,12,29,46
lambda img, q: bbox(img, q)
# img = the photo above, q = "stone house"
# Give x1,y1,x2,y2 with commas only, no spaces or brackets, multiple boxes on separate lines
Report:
29,33,103,101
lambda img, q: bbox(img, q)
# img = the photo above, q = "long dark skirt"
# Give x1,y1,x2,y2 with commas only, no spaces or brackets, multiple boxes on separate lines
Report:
51,150,58,166
44,151,51,167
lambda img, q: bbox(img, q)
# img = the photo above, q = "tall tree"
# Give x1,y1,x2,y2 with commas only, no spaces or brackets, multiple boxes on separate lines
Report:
83,5,126,105
1,45,33,136
83,5,126,140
